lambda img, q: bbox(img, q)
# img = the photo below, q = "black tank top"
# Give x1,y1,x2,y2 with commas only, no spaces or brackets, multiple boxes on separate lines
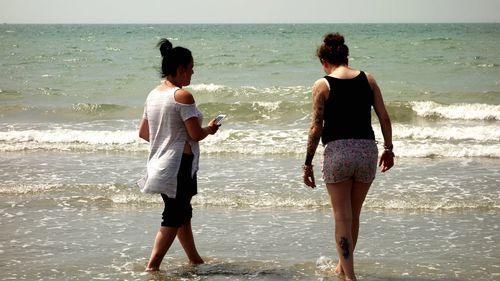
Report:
321,71,375,144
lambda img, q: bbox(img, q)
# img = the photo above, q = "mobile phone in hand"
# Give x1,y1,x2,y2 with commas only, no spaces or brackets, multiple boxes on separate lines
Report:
214,114,226,125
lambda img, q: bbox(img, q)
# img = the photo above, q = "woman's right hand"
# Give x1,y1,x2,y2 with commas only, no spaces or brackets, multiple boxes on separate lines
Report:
303,165,316,188
206,119,220,135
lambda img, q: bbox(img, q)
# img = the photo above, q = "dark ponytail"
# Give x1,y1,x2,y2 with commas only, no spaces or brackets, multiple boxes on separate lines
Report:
157,38,193,77
157,38,173,57
317,32,349,65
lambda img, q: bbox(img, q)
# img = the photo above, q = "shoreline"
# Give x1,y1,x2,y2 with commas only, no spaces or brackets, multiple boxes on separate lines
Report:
1,151,499,212
1,205,497,280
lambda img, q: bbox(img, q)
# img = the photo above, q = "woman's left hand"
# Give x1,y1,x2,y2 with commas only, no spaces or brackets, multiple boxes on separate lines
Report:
379,150,394,172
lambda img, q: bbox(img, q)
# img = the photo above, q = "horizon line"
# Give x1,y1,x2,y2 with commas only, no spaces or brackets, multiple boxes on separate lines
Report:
2,21,500,25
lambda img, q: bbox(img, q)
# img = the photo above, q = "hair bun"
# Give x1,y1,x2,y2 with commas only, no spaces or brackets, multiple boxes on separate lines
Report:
324,33,345,47
157,38,173,57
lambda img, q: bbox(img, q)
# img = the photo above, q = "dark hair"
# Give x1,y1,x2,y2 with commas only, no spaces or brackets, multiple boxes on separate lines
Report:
157,38,193,77
316,32,349,65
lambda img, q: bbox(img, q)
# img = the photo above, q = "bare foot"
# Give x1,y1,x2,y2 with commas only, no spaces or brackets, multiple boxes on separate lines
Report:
338,266,357,281
145,267,160,272
335,262,344,275
189,258,204,265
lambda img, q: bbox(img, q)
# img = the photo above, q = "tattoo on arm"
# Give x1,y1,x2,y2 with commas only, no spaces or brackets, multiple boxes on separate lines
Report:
305,83,325,165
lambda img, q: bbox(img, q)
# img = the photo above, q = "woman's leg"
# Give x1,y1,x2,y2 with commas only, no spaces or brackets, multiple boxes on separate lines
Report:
146,226,178,271
327,180,372,280
351,181,372,250
327,180,356,279
177,220,204,264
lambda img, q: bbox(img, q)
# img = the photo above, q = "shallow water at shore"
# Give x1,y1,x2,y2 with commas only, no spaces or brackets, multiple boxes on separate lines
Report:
1,153,499,281
1,201,498,280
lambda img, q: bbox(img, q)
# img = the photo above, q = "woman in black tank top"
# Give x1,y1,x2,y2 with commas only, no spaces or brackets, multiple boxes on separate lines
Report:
303,33,394,281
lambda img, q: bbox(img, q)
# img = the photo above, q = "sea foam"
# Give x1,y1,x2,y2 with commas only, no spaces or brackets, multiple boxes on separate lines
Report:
410,101,500,120
1,126,499,157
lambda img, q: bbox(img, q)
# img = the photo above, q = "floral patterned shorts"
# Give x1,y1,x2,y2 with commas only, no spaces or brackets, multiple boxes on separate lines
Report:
322,139,378,184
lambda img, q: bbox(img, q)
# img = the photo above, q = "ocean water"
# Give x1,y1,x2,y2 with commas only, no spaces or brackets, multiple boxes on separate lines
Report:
1,24,499,280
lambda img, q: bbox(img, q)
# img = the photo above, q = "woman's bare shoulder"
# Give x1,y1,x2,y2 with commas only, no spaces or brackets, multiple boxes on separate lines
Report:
174,89,195,104
364,71,376,83
313,78,329,91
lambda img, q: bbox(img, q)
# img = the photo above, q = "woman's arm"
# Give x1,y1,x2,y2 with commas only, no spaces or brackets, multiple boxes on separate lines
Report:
138,118,149,142
304,79,329,188
367,72,394,172
175,89,219,141
184,118,218,141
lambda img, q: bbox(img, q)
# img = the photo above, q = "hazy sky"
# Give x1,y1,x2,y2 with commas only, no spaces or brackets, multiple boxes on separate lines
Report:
1,0,499,24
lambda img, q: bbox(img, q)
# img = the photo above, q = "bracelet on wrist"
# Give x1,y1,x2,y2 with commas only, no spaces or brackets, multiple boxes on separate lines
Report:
384,150,395,157
383,143,393,151
302,164,313,172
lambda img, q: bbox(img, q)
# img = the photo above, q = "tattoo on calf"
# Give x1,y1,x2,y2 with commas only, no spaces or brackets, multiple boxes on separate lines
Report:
339,236,350,259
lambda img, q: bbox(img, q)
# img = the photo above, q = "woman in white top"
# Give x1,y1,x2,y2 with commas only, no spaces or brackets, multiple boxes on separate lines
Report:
138,39,220,271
